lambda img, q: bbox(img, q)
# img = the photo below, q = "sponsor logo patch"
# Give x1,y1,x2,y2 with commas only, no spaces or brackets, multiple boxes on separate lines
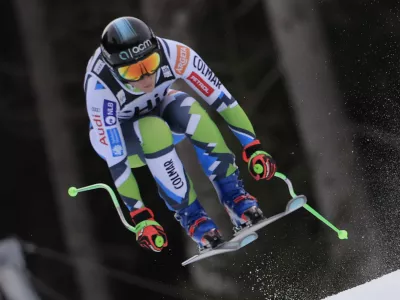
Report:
188,72,214,97
93,60,106,75
174,45,190,75
106,128,124,157
161,65,173,78
193,55,222,89
164,159,184,189
92,114,108,146
103,100,117,126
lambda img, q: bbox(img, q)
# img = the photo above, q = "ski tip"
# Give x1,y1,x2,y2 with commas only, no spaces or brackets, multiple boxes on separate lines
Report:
182,257,196,266
338,230,348,240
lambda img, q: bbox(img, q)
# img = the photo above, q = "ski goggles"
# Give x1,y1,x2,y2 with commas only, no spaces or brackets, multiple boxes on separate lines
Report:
116,52,161,82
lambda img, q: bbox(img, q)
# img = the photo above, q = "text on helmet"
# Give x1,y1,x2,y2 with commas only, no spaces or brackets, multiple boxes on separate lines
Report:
119,40,153,60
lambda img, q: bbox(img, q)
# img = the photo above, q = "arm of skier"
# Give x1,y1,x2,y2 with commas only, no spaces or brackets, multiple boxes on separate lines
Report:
167,40,277,180
84,71,167,251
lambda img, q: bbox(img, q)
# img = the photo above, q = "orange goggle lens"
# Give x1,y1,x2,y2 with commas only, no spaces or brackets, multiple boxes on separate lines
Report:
117,52,161,81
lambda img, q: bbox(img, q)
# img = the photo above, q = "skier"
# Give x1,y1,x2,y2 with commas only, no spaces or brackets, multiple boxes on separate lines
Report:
84,16,277,252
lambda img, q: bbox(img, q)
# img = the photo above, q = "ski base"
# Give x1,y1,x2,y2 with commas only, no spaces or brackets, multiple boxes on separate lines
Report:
181,195,307,266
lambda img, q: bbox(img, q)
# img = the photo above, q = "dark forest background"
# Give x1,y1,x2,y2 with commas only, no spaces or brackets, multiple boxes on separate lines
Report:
1,0,400,299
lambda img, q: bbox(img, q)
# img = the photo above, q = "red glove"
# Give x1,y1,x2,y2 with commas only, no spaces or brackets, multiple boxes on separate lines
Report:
130,207,168,252
242,139,277,181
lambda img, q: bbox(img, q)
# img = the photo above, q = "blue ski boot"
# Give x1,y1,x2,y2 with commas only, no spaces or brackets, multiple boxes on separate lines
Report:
174,199,224,250
214,170,265,231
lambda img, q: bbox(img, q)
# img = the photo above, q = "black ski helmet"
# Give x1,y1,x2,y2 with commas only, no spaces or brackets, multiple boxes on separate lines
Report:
100,16,159,67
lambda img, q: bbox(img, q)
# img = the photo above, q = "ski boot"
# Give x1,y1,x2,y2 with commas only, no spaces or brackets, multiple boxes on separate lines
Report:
214,170,265,232
175,199,224,251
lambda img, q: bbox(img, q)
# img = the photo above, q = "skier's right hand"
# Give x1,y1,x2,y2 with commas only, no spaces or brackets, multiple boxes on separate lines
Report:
130,207,168,252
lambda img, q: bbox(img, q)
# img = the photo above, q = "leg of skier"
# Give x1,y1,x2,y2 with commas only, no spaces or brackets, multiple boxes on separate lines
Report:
133,116,227,249
160,91,264,230
90,117,223,250
89,120,170,252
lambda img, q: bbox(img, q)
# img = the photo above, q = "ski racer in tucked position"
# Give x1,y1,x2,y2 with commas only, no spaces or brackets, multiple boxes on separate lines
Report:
84,16,277,252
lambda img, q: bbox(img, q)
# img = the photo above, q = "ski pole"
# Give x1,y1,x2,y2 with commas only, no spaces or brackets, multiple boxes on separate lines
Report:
67,184,165,248
274,172,348,240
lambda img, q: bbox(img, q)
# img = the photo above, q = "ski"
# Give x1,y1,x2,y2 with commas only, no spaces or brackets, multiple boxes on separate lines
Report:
181,195,307,266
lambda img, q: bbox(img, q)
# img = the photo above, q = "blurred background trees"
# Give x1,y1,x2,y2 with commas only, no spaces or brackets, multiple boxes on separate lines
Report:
1,0,400,299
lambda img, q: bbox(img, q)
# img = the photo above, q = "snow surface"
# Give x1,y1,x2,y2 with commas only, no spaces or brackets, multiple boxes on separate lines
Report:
322,270,400,300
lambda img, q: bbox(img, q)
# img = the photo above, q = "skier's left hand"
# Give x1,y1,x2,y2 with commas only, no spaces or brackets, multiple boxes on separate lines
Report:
242,139,277,181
